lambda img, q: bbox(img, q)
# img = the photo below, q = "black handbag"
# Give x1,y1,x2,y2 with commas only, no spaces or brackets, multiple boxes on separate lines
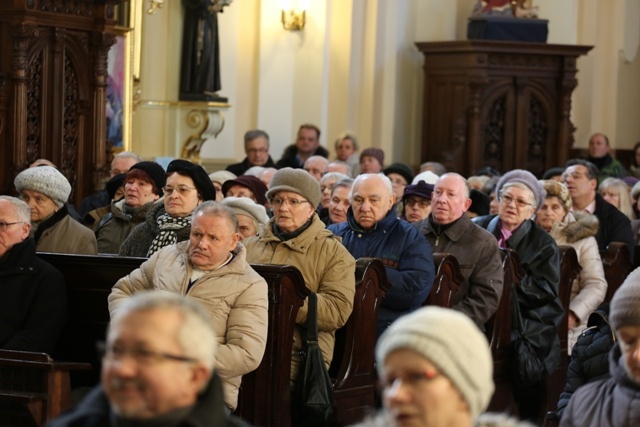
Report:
293,292,335,426
511,293,545,389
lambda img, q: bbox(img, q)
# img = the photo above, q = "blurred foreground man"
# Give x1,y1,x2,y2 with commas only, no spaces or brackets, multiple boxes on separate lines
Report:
48,292,249,426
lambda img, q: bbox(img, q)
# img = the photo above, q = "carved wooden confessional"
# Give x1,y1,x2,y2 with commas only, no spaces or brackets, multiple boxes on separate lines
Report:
416,40,592,178
0,0,122,206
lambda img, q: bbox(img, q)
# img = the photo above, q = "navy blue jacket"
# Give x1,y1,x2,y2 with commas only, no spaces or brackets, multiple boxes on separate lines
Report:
328,208,434,337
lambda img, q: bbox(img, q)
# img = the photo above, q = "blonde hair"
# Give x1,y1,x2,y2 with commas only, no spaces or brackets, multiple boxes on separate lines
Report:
599,178,635,220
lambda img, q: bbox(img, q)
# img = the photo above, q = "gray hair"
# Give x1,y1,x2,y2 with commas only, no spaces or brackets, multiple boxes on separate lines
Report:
113,151,142,162
351,173,393,200
439,173,470,199
0,196,31,225
419,161,447,176
304,155,329,169
192,201,238,233
109,291,216,372
331,178,354,197
244,166,266,177
326,161,353,176
320,172,350,187
566,159,599,181
500,182,536,206
243,129,270,149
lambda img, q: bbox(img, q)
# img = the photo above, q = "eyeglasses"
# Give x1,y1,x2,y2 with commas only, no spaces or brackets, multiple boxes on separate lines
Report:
0,221,23,232
163,185,197,196
404,198,430,209
500,194,533,209
379,369,441,390
247,147,269,154
97,341,197,365
269,197,310,208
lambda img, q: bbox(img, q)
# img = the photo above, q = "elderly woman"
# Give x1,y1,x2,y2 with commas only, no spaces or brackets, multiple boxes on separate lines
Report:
354,306,497,427
473,169,563,423
598,177,635,220
327,178,353,225
119,159,216,257
243,168,356,382
319,172,350,223
208,170,236,202
222,175,268,206
221,196,269,240
401,180,433,223
14,166,97,254
95,161,166,254
536,180,608,353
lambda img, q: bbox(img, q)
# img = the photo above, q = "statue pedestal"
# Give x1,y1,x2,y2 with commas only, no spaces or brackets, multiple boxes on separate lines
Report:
133,100,230,165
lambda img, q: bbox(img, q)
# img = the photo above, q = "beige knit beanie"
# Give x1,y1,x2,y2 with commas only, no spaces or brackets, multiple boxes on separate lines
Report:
376,306,494,420
266,167,321,208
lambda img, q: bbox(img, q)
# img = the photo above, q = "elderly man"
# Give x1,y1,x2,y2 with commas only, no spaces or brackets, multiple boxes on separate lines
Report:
563,159,634,257
276,124,329,169
304,155,330,182
109,202,268,411
0,196,67,353
328,173,434,338
243,168,355,381
586,132,627,182
226,129,277,176
79,151,142,218
414,173,503,328
49,292,247,426
560,269,640,426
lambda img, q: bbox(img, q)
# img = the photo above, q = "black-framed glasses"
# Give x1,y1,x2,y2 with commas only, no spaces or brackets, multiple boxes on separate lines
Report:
96,341,197,365
0,221,23,232
163,185,197,196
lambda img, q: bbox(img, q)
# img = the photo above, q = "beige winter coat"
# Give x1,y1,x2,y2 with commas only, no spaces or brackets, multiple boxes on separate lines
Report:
549,211,608,352
243,214,356,381
108,241,268,410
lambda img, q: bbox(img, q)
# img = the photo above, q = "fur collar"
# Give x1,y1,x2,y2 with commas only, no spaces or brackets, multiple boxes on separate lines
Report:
551,211,599,243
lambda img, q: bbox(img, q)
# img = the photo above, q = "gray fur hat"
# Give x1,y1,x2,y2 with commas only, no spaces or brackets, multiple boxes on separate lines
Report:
14,166,71,208
376,306,494,420
267,167,321,208
496,169,546,209
540,179,572,212
610,268,640,331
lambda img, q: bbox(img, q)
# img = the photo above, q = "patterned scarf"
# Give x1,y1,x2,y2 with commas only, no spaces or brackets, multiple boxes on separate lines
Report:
147,213,191,256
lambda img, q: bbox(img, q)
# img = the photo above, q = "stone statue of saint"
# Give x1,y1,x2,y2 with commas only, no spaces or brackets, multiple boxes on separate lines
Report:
179,0,232,101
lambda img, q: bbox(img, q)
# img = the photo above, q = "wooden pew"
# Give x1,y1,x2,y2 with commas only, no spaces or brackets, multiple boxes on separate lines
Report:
233,264,309,427
486,248,522,416
0,350,90,426
330,258,389,426
38,252,145,387
543,246,581,416
600,242,632,303
425,253,463,308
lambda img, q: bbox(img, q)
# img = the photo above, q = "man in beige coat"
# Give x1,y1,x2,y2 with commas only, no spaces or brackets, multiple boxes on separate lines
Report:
109,201,268,411
243,168,356,382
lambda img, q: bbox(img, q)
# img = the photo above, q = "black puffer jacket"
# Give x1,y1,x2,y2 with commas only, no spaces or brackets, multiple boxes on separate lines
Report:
556,304,614,418
473,215,563,375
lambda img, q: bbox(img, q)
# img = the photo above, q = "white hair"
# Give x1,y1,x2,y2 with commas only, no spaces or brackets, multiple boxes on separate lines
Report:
351,173,393,199
0,196,31,225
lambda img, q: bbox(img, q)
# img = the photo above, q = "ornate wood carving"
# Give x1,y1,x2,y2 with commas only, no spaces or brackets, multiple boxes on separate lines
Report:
0,1,121,203
416,40,592,177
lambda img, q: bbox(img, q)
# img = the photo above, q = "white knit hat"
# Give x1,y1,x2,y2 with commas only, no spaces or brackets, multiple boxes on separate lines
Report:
221,196,269,228
376,306,494,420
14,166,71,208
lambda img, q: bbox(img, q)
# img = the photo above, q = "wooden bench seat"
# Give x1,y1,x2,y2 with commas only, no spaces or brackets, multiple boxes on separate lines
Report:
600,242,632,303
425,253,463,308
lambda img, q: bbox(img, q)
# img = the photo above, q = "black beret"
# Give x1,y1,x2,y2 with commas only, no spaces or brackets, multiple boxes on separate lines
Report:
166,159,217,201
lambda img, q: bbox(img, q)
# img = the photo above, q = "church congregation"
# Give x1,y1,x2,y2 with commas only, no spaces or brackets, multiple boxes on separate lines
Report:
3,1,640,427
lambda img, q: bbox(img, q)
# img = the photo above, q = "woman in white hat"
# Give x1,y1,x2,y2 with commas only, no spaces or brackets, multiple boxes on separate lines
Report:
14,166,97,254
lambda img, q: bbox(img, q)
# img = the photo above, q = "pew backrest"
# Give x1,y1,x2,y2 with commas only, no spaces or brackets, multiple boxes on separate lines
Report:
330,258,389,426
600,242,632,303
426,252,464,308
234,264,309,427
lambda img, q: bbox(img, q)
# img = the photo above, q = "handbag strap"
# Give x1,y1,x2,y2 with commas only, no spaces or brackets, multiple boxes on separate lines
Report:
305,293,319,342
